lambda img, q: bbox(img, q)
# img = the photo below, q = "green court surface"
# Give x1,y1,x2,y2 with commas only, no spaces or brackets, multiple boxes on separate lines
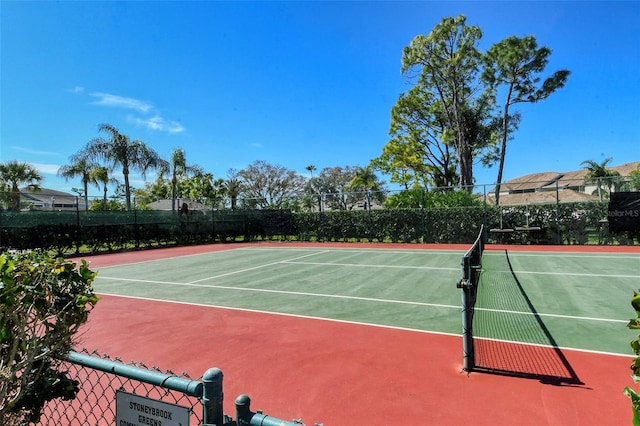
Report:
90,245,639,357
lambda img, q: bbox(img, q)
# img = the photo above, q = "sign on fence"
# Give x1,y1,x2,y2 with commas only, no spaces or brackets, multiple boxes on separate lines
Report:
608,192,640,232
116,390,190,426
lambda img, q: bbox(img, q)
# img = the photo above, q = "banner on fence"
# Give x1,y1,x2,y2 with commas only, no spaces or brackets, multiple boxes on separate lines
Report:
116,390,190,426
608,192,640,232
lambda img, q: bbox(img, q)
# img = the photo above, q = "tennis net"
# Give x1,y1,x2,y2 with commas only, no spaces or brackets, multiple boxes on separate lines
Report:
456,224,486,371
471,250,583,384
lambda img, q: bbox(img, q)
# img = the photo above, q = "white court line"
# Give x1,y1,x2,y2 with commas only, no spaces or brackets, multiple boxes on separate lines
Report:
475,307,628,323
483,269,639,279
96,275,459,310
485,251,640,260
95,275,625,324
243,246,464,255
186,250,331,284
473,335,633,358
94,292,635,359
282,260,459,271
90,246,254,269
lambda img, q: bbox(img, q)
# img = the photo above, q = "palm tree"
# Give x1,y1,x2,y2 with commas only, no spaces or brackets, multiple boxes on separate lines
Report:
80,123,167,210
162,148,203,212
225,178,242,210
305,164,320,211
58,155,98,210
349,166,385,210
225,169,242,210
305,164,316,178
581,158,621,201
90,166,118,211
0,161,43,211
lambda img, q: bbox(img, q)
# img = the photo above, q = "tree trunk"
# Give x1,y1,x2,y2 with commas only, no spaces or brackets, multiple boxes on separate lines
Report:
459,147,474,192
83,180,89,211
494,94,513,206
10,184,20,212
172,170,177,212
123,167,131,211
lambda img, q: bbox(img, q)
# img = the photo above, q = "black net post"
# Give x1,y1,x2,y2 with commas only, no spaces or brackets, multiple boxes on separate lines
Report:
457,276,475,371
456,225,484,372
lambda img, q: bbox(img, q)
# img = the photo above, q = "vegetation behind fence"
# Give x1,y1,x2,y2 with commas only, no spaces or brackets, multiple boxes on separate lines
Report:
0,199,637,256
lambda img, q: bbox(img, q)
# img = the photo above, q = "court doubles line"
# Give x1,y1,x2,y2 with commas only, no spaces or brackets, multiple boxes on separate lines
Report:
95,275,624,324
96,275,459,310
282,260,459,271
475,307,628,323
94,293,634,358
186,250,331,284
485,269,639,279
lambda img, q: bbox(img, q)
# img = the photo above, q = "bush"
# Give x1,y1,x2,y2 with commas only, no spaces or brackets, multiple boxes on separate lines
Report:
0,251,98,424
625,291,640,425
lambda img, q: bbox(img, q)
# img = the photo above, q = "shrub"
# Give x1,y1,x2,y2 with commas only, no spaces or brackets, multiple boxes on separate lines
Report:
0,251,98,424
625,291,640,425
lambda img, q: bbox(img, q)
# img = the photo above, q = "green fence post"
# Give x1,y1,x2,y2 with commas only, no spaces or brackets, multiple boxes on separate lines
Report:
211,201,216,242
202,367,224,426
75,196,81,254
555,180,562,244
235,394,303,426
133,197,140,248
421,187,426,242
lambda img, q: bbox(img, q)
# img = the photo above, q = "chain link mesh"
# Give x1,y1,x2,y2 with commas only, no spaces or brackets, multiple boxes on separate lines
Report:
38,348,204,425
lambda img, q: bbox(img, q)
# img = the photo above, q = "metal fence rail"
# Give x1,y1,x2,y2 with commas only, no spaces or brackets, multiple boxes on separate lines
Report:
39,348,212,425
38,348,319,426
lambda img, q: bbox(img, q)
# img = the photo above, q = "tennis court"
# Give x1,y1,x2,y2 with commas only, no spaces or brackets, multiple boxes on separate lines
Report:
74,241,640,425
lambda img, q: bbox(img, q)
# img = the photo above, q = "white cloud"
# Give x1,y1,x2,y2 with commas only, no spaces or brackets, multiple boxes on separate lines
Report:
90,92,153,113
166,121,185,134
13,146,59,156
32,163,62,175
129,115,185,134
87,91,185,133
69,86,85,94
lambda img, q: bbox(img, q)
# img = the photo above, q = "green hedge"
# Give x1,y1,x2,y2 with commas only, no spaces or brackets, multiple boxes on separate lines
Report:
0,202,637,255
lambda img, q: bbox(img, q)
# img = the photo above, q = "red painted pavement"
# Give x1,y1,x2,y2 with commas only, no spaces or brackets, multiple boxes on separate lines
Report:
70,242,639,425
77,294,633,426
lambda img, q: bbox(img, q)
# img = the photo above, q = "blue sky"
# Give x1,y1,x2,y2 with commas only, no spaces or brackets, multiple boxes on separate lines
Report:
1,1,638,197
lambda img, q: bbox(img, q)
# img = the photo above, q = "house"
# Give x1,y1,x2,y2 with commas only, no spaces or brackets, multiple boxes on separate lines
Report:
484,161,639,205
19,188,85,211
146,198,210,212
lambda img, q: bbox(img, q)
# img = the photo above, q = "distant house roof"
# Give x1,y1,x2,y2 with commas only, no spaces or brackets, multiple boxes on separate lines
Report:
611,161,640,176
484,188,600,206
495,161,639,194
146,198,210,211
488,161,638,205
19,188,83,210
499,172,562,193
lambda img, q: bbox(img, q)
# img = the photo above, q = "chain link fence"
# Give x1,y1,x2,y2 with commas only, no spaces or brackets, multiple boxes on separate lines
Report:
39,348,208,425
1,176,638,253
37,348,320,426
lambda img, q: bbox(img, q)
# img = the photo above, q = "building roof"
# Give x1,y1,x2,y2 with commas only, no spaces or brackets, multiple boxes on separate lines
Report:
499,172,561,193
487,161,638,205
19,188,83,209
146,198,210,211
484,188,600,206
612,161,640,176
496,161,639,193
